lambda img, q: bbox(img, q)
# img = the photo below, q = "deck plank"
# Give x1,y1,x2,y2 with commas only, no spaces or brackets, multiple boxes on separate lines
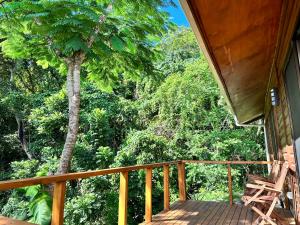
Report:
236,205,248,225
210,203,227,225
229,205,243,225
202,202,224,225
223,204,238,225
140,200,295,225
194,201,215,224
245,207,254,225
215,202,233,224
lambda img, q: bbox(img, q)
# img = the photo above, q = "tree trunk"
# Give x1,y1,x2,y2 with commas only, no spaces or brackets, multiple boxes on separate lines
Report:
134,82,139,100
15,116,33,159
10,63,33,160
57,53,84,174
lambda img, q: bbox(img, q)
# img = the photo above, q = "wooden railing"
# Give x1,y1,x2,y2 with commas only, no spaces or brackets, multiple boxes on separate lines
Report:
0,160,271,225
183,160,272,206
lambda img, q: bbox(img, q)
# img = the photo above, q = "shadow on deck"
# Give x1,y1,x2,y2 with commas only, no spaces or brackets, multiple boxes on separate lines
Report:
140,200,295,225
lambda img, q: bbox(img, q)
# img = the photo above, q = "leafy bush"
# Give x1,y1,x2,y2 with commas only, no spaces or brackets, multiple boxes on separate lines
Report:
10,160,39,179
64,176,119,225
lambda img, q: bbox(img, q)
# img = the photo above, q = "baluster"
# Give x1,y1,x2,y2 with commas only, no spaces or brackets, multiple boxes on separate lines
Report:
163,164,170,211
145,168,153,222
51,181,66,225
177,161,186,201
118,171,129,225
227,163,233,206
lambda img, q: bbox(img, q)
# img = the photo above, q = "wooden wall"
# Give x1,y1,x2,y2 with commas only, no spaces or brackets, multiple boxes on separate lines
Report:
265,68,300,224
263,0,300,223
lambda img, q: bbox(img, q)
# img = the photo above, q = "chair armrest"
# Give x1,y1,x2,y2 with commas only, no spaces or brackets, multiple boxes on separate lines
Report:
247,174,273,183
252,180,275,187
246,183,264,190
263,186,281,193
247,174,260,177
247,174,264,179
246,183,281,193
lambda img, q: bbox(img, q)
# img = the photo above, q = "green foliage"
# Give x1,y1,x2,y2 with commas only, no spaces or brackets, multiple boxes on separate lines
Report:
65,193,101,225
1,196,29,221
95,146,114,169
64,177,119,225
10,160,39,179
2,166,52,224
157,27,200,76
0,0,174,91
29,90,68,142
114,130,172,166
25,186,52,225
154,58,219,131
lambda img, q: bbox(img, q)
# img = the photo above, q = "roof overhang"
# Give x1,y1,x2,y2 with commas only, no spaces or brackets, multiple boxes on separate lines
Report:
180,0,285,124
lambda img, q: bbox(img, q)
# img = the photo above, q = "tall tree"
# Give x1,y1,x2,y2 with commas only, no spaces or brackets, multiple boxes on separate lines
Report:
0,0,174,174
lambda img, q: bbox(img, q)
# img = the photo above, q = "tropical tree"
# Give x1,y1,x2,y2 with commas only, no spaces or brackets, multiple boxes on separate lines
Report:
0,0,174,174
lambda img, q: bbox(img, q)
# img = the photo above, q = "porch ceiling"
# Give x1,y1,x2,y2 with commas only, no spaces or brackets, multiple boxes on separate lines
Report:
180,0,283,123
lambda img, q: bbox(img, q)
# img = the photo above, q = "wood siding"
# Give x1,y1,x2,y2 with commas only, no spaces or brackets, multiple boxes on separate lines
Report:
265,70,300,224
263,0,300,223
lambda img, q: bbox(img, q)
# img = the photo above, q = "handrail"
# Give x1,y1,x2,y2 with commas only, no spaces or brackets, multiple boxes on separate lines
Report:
0,160,272,225
183,160,272,206
182,160,272,165
0,161,178,191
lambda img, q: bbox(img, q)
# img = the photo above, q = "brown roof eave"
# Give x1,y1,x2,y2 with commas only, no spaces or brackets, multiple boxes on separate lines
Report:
179,0,237,120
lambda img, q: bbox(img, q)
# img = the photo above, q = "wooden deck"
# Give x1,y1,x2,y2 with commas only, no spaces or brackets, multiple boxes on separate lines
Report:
140,200,295,225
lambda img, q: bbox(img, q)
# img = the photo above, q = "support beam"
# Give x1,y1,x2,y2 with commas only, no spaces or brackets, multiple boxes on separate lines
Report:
51,181,66,225
177,162,186,201
118,172,129,225
163,165,170,211
145,168,152,223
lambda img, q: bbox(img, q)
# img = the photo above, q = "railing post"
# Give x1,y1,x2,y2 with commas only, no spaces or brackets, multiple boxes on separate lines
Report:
227,163,233,206
163,164,170,211
51,181,66,225
118,171,129,225
177,161,186,201
145,168,153,223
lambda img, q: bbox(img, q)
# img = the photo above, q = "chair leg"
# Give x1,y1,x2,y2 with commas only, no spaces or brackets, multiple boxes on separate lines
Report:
264,217,277,225
251,205,277,225
262,197,279,225
245,188,265,206
266,197,278,217
253,216,262,225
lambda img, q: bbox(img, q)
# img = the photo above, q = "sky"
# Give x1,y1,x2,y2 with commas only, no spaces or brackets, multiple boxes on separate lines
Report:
165,0,190,27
